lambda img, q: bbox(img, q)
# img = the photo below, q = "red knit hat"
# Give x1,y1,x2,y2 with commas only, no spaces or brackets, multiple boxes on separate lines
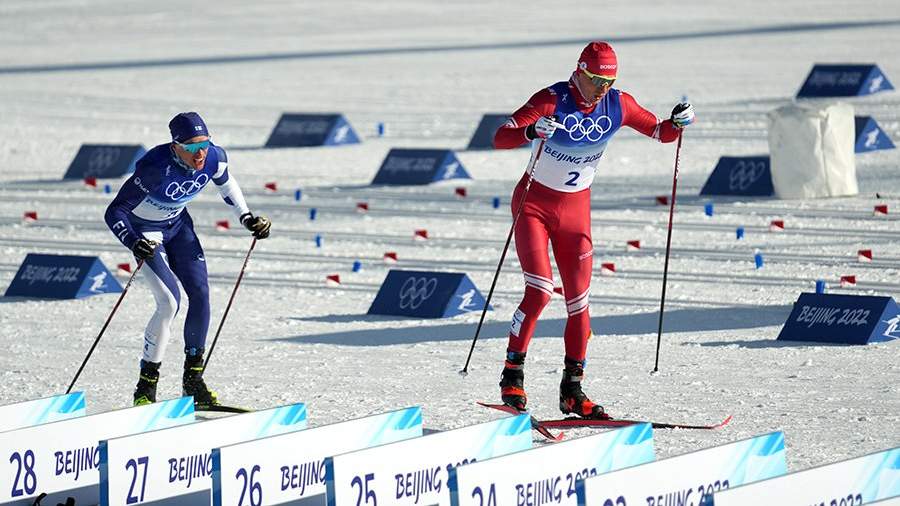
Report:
578,41,617,77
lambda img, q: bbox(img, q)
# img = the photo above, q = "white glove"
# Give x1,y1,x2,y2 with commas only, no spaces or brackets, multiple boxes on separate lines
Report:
670,103,695,128
528,116,560,139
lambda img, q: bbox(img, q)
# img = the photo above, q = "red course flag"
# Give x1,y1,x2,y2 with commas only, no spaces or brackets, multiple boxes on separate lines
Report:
840,275,857,287
874,204,888,215
117,263,132,275
23,211,38,222
264,182,278,192
326,274,341,286
655,196,668,205
414,229,429,240
356,202,369,213
383,252,398,264
769,220,785,232
600,262,616,275
626,240,641,251
857,249,873,262
455,187,467,198
215,220,230,231
83,177,98,188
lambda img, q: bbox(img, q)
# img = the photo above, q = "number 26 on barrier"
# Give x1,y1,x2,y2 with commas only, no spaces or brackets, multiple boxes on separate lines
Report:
351,473,376,506
235,465,262,506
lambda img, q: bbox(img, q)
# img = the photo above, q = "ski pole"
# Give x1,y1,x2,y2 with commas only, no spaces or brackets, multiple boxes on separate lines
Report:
66,260,145,394
203,237,257,374
460,138,547,377
652,132,684,374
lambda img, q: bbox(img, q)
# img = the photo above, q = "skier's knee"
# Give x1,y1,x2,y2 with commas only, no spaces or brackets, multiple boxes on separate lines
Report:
522,289,552,313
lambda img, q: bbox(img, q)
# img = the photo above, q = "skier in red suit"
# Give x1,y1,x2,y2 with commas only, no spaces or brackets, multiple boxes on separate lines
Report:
494,41,695,418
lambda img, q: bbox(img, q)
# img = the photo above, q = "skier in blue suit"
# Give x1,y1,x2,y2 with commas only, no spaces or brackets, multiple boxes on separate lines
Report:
105,112,271,407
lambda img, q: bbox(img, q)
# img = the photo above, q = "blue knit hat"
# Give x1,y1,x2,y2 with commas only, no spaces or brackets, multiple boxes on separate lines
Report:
168,112,209,143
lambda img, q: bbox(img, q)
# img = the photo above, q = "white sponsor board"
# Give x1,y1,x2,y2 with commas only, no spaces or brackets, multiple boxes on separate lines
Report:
100,402,307,506
449,423,655,506
577,431,788,506
326,414,532,506
0,393,86,432
712,447,899,506
212,406,423,506
0,397,194,506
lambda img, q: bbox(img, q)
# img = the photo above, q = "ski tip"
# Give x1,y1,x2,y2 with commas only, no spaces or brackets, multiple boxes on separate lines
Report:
715,415,733,429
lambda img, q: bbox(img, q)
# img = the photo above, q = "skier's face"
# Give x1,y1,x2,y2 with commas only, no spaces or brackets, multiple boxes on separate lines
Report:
575,69,615,103
174,135,210,170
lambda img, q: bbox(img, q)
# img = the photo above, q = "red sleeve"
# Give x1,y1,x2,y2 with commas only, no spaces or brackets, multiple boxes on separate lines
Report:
493,88,557,149
619,91,681,143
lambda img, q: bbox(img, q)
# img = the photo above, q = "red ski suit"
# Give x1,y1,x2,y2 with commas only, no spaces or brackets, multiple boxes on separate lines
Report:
495,76,680,362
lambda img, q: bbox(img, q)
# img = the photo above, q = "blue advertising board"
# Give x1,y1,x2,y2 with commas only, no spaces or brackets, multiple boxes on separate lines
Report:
467,114,527,150
797,64,894,98
62,144,145,180
265,113,361,147
700,156,774,197
367,270,489,318
371,149,471,185
777,293,900,345
4,254,122,299
855,116,895,153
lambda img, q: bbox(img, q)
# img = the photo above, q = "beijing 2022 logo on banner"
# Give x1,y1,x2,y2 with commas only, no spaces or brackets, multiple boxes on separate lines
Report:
728,159,767,191
398,276,438,310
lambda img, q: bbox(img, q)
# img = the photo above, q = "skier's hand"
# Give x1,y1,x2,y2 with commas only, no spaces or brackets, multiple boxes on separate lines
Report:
132,238,159,260
526,116,560,140
240,213,271,239
670,102,695,128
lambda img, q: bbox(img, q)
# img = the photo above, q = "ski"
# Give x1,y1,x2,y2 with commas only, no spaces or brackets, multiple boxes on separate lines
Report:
539,414,732,431
195,404,251,414
477,402,564,441
479,402,730,431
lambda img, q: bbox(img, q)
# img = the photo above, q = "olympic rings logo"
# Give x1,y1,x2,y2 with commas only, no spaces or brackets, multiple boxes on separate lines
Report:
728,160,767,191
87,147,121,172
164,173,209,200
398,276,438,310
562,113,612,142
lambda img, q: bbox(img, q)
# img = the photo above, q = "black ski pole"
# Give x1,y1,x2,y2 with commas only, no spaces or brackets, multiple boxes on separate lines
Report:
203,237,257,374
652,132,684,374
66,260,145,394
459,139,547,377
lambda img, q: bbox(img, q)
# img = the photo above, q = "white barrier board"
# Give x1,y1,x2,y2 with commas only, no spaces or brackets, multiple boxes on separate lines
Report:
212,406,423,506
578,431,787,506
712,447,899,506
0,393,86,432
326,414,532,506
0,397,194,506
100,402,307,506
449,422,655,506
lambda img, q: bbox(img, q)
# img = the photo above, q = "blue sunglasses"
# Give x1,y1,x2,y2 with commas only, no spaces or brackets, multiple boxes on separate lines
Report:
177,140,210,154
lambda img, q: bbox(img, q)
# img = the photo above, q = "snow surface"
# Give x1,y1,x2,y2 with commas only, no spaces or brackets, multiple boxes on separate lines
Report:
1,0,898,472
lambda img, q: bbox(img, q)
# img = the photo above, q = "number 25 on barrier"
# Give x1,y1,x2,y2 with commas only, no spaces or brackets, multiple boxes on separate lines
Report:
351,473,376,505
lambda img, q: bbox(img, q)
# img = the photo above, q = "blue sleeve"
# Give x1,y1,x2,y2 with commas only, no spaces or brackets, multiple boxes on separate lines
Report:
104,159,161,248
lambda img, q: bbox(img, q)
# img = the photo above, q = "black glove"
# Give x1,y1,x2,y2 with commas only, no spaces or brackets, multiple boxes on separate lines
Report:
132,238,159,260
240,213,271,239
670,102,694,128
